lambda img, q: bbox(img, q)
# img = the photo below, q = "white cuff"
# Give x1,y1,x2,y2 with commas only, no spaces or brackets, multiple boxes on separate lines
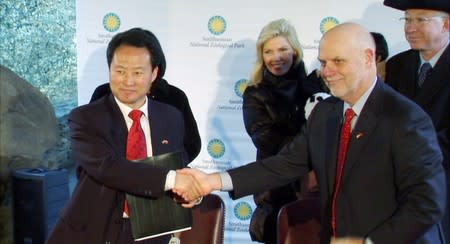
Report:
219,172,233,191
165,170,176,191
365,237,374,244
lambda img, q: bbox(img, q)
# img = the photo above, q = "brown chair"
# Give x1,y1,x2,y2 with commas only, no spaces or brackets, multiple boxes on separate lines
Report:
178,194,225,244
277,192,321,244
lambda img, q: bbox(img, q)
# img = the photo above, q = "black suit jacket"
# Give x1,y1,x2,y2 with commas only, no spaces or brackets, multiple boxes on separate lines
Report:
46,95,186,244
386,46,450,242
385,46,449,170
228,80,447,243
90,79,201,162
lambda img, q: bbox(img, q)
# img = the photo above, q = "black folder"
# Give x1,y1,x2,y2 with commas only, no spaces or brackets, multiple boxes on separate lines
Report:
126,151,192,241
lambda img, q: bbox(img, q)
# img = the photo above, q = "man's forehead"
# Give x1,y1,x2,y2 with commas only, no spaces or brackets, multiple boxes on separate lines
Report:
318,45,346,60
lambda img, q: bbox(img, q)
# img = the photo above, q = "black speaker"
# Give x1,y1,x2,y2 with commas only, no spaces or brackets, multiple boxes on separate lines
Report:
11,168,69,244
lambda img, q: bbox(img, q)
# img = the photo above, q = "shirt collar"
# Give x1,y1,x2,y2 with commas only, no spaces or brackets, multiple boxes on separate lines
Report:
114,96,149,121
419,42,449,68
343,78,377,117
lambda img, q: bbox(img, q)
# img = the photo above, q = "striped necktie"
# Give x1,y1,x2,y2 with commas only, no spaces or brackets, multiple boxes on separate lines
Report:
417,62,431,87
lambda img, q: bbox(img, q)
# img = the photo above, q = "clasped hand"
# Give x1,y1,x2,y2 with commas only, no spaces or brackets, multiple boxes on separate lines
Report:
171,168,219,208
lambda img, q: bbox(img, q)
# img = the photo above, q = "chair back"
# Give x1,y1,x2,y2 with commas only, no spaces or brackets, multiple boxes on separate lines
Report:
179,194,225,244
277,192,321,244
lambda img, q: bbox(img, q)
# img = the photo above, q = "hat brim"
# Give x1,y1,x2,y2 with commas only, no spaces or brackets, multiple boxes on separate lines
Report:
383,0,450,13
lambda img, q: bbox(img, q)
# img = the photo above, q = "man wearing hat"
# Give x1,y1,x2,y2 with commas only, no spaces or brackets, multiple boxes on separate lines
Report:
383,0,449,242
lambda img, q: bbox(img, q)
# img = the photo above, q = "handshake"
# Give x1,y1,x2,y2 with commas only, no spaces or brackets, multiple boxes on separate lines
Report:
171,168,222,208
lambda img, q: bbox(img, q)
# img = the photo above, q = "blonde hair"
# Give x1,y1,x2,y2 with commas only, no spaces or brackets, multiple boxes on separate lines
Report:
249,19,304,87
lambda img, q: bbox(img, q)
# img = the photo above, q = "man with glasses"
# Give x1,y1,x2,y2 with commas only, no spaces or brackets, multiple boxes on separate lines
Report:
384,0,449,242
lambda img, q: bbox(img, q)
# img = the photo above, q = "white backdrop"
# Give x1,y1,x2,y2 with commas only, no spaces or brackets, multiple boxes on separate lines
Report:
76,1,408,243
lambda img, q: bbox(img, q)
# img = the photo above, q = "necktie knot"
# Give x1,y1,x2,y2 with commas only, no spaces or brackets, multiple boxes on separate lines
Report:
126,109,146,161
418,62,432,87
344,108,356,124
129,110,143,122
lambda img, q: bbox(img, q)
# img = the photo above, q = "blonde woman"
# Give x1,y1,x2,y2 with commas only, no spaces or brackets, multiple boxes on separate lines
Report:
242,18,324,244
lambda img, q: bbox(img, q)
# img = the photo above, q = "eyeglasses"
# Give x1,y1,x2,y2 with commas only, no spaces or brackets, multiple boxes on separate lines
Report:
399,16,446,26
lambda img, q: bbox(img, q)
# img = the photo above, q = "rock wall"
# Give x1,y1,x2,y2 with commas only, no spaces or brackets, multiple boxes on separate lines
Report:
0,65,67,243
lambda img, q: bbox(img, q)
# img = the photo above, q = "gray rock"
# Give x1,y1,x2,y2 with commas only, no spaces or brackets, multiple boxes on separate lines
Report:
0,65,60,173
0,65,64,243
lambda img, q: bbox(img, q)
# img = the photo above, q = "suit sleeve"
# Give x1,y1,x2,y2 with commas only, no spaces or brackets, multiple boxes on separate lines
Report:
228,124,311,199
68,108,169,198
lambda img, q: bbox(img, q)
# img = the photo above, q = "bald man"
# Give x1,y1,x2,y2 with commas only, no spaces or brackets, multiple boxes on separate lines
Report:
178,23,447,243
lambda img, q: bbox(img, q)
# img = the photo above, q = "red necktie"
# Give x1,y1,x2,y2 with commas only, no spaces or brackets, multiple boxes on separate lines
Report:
124,109,147,216
331,108,356,236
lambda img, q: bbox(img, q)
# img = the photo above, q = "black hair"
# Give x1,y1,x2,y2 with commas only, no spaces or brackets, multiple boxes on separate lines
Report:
106,27,166,79
370,32,389,62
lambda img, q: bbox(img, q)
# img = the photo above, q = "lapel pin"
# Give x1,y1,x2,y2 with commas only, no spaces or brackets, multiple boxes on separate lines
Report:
162,139,169,144
356,133,364,139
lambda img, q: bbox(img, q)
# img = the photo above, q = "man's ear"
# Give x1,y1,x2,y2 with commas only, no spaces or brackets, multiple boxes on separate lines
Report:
151,66,159,83
443,16,450,32
365,48,376,66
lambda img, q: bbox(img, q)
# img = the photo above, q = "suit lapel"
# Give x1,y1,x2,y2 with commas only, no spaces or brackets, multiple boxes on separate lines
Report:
415,46,449,106
401,51,420,99
325,102,344,196
107,94,128,157
148,100,163,155
342,81,383,183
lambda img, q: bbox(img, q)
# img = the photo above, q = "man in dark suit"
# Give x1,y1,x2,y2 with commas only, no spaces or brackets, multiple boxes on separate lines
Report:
89,72,201,163
46,28,201,244
178,23,447,243
383,0,449,241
